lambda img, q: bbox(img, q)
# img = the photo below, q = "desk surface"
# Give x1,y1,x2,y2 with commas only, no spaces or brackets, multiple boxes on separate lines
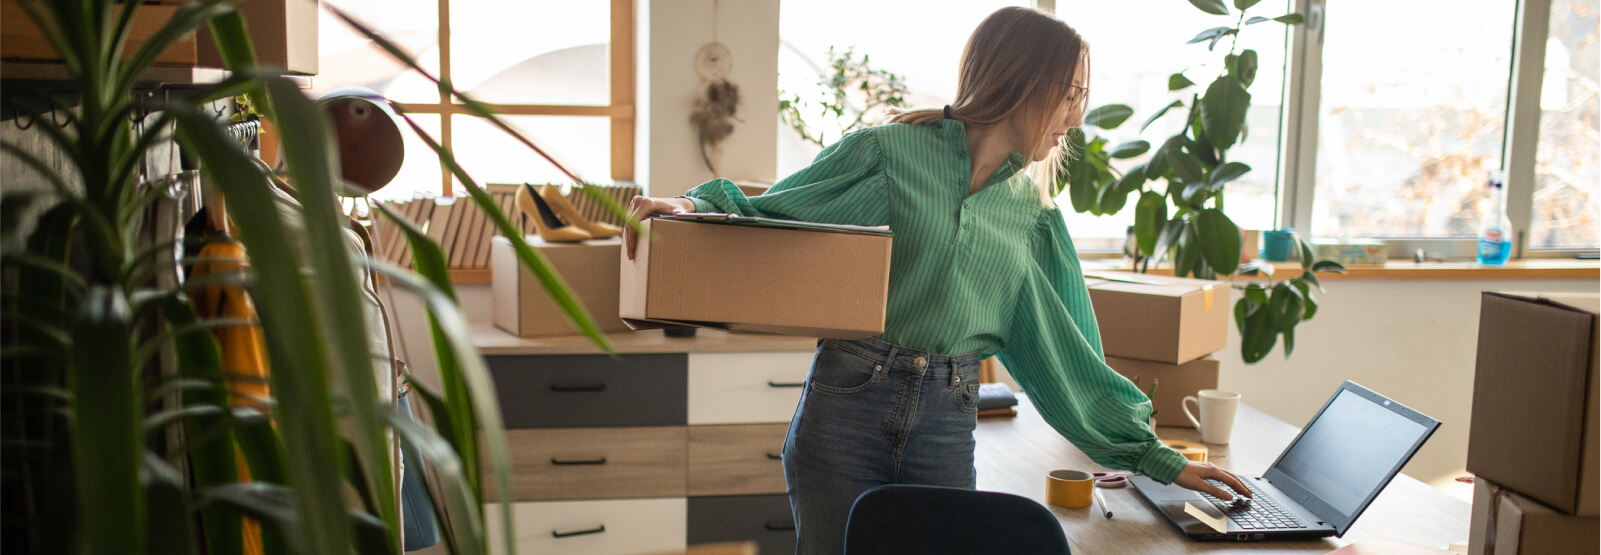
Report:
975,395,1470,554
471,324,819,355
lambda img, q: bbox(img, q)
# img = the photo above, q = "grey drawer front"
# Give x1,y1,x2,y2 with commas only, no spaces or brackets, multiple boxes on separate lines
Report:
688,495,794,555
488,354,687,428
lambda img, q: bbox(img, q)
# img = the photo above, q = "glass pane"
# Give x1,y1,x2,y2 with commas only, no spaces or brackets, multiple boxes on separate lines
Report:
1532,0,1599,249
450,115,611,188
1058,0,1290,240
314,0,441,104
451,1,609,105
369,114,444,201
778,0,1028,176
1311,1,1516,238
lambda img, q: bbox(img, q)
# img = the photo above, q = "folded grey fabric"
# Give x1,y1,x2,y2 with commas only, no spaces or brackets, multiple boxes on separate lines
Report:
978,383,1019,411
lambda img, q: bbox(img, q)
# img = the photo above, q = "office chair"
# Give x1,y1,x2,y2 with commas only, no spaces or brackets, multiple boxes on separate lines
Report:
844,485,1072,555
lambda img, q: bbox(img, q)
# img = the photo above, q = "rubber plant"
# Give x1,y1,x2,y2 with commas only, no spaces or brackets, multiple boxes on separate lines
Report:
0,1,629,553
1058,0,1345,363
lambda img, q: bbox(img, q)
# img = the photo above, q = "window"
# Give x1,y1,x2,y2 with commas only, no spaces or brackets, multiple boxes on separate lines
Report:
1531,0,1599,249
1309,0,1516,239
313,0,634,201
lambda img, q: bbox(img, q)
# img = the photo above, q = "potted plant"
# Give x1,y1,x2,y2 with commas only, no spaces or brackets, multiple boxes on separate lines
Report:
1058,0,1344,363
0,2,622,552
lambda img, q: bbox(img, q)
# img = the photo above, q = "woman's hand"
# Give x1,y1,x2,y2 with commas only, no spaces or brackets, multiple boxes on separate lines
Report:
624,195,697,260
1173,461,1252,501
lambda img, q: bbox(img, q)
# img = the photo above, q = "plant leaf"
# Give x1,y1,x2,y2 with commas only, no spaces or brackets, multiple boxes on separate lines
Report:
1134,191,1168,257
1098,178,1131,215
1108,140,1151,159
1066,130,1098,213
1115,164,1149,195
1188,0,1231,16
1201,76,1251,151
1210,161,1252,188
1236,49,1259,88
1234,0,1263,10
1168,149,1206,184
70,286,143,554
1175,221,1203,278
1274,13,1306,24
1187,26,1233,45
1240,298,1278,363
1270,281,1305,332
1169,72,1196,90
1246,15,1272,24
1310,259,1348,273
143,451,198,555
1141,100,1185,134
1195,209,1243,275
1085,104,1134,129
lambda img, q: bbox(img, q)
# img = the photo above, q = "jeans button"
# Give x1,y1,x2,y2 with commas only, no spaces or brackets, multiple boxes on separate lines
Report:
914,356,927,368
953,375,961,384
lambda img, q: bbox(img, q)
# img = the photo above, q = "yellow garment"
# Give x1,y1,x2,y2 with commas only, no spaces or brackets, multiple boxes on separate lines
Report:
190,237,268,555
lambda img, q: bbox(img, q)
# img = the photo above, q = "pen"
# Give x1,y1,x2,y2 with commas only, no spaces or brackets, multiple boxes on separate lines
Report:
1092,487,1112,518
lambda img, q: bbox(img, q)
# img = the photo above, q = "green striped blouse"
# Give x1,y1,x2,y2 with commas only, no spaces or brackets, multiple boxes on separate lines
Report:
684,119,1189,484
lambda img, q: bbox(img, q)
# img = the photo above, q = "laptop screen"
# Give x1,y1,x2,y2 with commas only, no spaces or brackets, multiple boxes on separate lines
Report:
1269,388,1433,517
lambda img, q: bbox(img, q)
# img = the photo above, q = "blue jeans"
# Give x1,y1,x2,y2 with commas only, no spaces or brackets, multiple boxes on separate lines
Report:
783,337,983,554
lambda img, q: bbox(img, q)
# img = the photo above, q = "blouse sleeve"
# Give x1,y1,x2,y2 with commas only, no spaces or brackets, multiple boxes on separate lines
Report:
682,128,890,226
996,207,1191,485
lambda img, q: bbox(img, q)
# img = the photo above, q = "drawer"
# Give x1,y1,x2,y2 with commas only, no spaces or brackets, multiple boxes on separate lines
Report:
488,354,687,428
486,498,686,555
687,352,814,424
687,424,789,497
688,494,795,555
490,427,687,501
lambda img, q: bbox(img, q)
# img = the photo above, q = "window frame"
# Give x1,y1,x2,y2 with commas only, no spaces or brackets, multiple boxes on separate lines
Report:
391,0,636,193
1278,0,1597,259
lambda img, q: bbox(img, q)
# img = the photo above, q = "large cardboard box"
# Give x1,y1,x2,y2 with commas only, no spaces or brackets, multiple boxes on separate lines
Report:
619,218,892,339
1106,356,1220,428
1467,292,1600,516
1469,478,1599,555
491,237,634,338
1084,271,1231,365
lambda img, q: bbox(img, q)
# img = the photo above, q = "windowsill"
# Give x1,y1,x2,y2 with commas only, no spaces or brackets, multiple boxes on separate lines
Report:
1081,258,1600,281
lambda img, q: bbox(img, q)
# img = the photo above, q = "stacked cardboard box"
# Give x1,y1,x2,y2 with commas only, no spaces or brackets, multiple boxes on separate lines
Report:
1466,292,1600,554
491,236,635,338
1085,271,1231,428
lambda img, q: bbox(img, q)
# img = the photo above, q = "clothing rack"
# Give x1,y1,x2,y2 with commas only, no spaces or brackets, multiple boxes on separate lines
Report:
224,119,260,152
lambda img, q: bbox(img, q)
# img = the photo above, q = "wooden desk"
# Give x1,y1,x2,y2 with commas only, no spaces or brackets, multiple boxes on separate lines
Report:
976,396,1470,554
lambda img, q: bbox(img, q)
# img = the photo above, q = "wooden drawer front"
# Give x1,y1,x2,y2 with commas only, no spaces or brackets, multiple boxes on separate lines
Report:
489,354,687,428
688,495,795,555
687,352,814,424
687,424,789,496
486,498,686,555
491,427,687,501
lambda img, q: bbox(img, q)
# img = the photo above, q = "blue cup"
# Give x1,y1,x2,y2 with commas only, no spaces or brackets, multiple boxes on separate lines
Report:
1263,229,1297,262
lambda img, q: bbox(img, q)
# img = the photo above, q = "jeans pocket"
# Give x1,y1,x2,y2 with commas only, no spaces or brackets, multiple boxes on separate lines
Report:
955,381,980,414
807,341,882,395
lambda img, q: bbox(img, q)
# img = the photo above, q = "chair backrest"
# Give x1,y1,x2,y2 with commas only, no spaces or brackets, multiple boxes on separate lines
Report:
844,485,1071,555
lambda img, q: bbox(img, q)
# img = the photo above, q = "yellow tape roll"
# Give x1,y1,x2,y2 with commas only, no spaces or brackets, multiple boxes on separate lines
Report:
1045,469,1094,508
1166,440,1209,462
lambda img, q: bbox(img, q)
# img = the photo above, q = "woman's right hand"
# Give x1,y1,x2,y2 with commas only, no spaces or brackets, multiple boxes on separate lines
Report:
625,195,697,260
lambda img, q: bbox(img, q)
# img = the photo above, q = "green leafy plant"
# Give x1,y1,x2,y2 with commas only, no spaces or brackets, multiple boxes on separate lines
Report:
779,46,910,148
1059,0,1342,364
1132,375,1160,419
0,1,630,553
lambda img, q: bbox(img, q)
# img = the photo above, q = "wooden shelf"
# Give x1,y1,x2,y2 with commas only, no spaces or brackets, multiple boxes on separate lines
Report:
1085,259,1599,281
471,323,818,355
0,61,229,85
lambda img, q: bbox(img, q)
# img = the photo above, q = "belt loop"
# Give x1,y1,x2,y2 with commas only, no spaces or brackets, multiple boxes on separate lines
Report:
883,344,900,375
948,358,961,387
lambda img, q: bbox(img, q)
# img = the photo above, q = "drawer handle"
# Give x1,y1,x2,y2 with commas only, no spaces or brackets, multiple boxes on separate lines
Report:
767,380,805,388
766,452,783,460
552,525,606,538
763,520,796,532
551,457,607,466
550,381,606,393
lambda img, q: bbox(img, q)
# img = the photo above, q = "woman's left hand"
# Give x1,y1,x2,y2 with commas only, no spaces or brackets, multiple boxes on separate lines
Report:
1172,461,1252,501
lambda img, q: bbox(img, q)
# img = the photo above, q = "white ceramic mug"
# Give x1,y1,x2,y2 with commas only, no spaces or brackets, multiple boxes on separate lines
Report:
1183,389,1241,445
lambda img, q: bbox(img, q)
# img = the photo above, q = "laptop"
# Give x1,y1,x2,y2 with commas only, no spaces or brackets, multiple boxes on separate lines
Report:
1131,381,1440,542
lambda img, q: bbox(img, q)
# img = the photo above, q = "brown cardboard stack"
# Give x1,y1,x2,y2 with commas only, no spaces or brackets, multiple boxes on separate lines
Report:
491,236,634,338
1466,292,1600,553
1469,478,1599,555
619,217,892,339
1086,271,1231,428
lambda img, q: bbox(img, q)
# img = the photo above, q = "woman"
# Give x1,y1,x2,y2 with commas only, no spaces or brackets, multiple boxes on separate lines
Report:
626,7,1249,553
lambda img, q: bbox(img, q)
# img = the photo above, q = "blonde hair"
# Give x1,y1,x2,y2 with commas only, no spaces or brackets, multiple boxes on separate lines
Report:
889,6,1090,204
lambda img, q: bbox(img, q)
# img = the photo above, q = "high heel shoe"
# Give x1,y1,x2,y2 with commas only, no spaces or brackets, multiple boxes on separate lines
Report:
517,184,591,243
539,184,624,239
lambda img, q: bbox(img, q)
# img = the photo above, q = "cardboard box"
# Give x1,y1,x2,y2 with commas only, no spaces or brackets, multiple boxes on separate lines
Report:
1469,478,1599,555
491,236,634,338
2,3,196,66
1084,271,1231,365
619,218,891,339
1106,356,1220,428
1467,292,1600,516
1312,238,1389,266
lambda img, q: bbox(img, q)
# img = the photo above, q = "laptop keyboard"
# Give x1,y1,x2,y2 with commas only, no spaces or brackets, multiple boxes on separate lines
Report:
1200,479,1307,530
